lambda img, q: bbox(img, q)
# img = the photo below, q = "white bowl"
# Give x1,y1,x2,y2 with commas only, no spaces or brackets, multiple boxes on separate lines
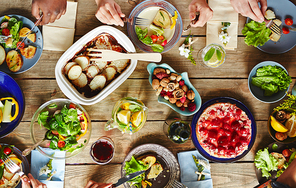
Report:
55,26,137,105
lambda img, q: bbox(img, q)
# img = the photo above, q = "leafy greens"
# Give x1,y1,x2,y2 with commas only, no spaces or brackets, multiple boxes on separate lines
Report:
135,26,164,53
123,156,147,188
251,65,292,96
254,147,278,178
0,16,23,48
242,21,271,47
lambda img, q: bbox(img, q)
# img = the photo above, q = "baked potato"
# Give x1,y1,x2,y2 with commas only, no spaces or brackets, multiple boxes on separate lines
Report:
85,64,99,79
103,66,117,81
74,56,89,70
20,45,36,59
0,45,5,65
153,9,171,29
72,73,88,88
68,65,82,80
6,50,23,72
89,75,106,90
19,27,36,42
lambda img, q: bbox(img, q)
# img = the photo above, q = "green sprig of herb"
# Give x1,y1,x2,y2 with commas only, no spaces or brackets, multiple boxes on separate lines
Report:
184,33,196,65
274,94,296,115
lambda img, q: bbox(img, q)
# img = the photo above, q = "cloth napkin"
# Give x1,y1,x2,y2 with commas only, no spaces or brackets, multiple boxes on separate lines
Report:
206,0,238,50
43,1,78,51
31,149,66,188
177,150,213,188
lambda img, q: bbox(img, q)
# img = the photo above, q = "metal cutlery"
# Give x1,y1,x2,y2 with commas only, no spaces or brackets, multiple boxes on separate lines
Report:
0,35,11,43
122,17,150,26
265,20,281,35
183,13,200,32
289,26,296,32
111,170,146,187
87,49,162,62
2,154,28,179
169,179,188,188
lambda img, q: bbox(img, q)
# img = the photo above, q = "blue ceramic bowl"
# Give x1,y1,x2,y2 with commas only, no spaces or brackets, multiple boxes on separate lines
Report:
191,97,257,163
127,0,183,53
147,63,201,116
0,14,43,74
0,71,25,138
248,61,290,103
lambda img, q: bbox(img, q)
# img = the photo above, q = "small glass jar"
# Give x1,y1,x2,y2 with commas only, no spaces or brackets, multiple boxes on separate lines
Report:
163,118,191,144
197,43,226,68
90,136,114,165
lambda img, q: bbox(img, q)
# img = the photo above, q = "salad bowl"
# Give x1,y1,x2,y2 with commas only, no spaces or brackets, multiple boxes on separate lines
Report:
248,61,290,103
147,63,201,116
30,98,91,159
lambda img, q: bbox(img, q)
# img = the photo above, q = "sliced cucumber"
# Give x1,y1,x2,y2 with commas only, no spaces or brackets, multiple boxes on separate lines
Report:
2,100,12,123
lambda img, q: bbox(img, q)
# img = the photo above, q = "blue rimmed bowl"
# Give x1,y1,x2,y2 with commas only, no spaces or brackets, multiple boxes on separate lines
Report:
191,97,257,163
147,63,201,116
0,71,25,138
248,61,290,103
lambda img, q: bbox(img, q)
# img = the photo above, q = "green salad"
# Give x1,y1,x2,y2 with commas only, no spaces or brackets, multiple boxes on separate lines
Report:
242,20,271,47
124,156,147,188
251,65,292,96
0,16,23,48
37,103,88,152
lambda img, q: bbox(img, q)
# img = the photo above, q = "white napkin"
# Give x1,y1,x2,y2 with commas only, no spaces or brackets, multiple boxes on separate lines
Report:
31,149,66,188
43,1,77,51
207,0,238,50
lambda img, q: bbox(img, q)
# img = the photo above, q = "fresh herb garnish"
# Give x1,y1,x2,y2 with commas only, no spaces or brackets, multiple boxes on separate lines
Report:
274,94,296,115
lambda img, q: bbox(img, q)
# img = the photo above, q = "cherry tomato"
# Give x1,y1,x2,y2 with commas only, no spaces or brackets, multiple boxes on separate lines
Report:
158,35,164,41
0,159,3,163
58,140,65,148
17,42,25,49
161,39,167,46
285,18,293,26
51,130,59,135
282,149,291,158
282,27,290,34
3,147,12,155
69,103,76,109
151,35,158,43
2,28,10,36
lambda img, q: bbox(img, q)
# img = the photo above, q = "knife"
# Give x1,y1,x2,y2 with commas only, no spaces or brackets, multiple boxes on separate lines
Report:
290,27,296,32
111,170,145,187
16,14,43,50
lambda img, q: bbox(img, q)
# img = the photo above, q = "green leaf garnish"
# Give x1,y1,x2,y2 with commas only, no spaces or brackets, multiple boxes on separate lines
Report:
204,47,215,61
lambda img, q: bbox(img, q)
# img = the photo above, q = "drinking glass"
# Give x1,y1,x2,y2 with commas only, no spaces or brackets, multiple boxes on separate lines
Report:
163,118,191,144
90,136,114,165
197,43,226,68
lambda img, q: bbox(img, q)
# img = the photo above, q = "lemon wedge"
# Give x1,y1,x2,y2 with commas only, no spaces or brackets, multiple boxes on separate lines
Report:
131,111,143,127
208,50,219,65
0,109,2,123
117,110,131,125
121,103,130,110
285,115,296,137
270,115,288,132
9,157,22,165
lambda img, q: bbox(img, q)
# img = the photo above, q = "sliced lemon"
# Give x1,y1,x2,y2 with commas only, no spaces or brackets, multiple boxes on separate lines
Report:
9,157,22,165
208,50,219,65
131,111,143,127
0,109,2,123
121,103,130,110
117,110,131,125
270,115,288,132
285,115,296,137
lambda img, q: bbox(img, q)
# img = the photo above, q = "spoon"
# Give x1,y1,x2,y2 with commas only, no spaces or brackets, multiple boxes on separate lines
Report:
183,13,200,32
22,138,46,156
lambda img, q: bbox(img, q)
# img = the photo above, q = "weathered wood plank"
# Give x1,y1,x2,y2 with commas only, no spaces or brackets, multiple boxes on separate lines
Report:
64,162,258,188
1,120,273,164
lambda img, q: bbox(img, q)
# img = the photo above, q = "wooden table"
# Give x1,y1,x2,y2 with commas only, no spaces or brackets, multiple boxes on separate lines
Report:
1,0,296,187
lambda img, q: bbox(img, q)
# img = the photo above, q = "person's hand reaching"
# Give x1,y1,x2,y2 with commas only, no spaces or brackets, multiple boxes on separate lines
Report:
21,173,47,188
32,0,67,25
230,0,267,23
188,0,213,27
95,0,125,27
84,180,113,188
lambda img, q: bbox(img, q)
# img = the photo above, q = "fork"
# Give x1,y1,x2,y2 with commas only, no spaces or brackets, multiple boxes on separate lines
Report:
0,35,11,43
87,49,162,62
2,154,28,179
169,179,188,188
122,17,150,26
266,20,281,35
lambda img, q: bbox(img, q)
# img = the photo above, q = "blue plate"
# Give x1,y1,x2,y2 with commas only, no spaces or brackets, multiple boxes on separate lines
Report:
191,97,257,163
0,14,43,74
0,143,30,188
0,71,25,138
147,63,201,116
248,61,290,103
251,0,296,54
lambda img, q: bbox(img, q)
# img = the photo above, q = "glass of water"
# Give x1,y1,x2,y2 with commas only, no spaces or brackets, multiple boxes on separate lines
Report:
197,43,226,68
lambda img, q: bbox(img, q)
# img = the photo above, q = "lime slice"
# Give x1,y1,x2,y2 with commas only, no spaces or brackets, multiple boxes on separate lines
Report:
216,49,222,61
204,47,215,61
131,111,143,127
117,110,131,125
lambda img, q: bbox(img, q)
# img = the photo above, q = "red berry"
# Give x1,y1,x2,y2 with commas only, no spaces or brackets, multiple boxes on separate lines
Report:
180,106,185,111
180,96,186,103
188,103,196,112
179,80,185,86
160,90,166,97
285,18,293,26
282,27,290,34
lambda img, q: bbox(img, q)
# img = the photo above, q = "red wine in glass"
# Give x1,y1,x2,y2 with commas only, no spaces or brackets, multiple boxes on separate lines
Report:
90,137,114,164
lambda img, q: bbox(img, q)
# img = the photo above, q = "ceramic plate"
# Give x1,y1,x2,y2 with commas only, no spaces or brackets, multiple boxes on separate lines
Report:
0,14,43,74
256,0,296,54
255,142,296,184
248,61,290,103
191,97,257,163
147,63,202,116
0,71,25,138
121,144,180,188
0,143,30,188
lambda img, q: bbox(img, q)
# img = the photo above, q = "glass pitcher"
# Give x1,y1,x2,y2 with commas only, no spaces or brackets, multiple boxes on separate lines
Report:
105,97,148,134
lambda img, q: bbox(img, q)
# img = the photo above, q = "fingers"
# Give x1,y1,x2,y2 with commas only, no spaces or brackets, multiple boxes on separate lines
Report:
249,0,264,22
21,175,31,188
231,0,265,23
31,1,41,20
85,180,96,188
95,2,124,27
259,0,268,15
188,1,212,27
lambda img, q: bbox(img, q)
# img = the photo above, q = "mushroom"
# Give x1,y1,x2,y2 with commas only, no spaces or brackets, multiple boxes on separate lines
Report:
275,111,288,123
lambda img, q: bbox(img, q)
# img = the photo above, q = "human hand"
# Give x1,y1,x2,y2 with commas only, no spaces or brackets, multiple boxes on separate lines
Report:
32,0,67,25
21,173,47,188
188,0,213,27
277,158,296,188
95,0,125,27
84,180,113,188
230,0,267,23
